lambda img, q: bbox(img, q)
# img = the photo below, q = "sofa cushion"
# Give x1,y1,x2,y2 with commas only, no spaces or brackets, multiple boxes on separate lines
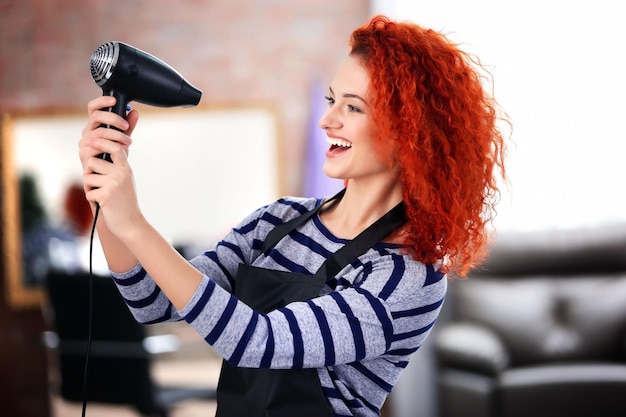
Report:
452,275,626,365
477,223,626,276
498,364,626,417
436,322,510,375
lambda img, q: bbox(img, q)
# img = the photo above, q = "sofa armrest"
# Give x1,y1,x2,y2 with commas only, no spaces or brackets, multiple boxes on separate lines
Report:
435,322,510,376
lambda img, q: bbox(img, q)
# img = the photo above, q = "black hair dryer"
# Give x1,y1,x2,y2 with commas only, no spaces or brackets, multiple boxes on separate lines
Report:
89,41,202,161
90,41,202,118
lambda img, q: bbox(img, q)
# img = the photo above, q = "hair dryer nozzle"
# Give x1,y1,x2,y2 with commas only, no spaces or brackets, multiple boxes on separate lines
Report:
90,42,120,87
90,41,202,109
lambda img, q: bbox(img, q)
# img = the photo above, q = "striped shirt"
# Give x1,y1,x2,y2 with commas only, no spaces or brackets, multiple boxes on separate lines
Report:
112,196,447,416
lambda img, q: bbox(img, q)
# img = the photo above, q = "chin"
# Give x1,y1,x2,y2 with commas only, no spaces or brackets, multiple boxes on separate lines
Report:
321,166,341,179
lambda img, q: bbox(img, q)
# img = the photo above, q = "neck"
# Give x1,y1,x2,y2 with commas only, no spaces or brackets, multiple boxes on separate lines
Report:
320,177,403,240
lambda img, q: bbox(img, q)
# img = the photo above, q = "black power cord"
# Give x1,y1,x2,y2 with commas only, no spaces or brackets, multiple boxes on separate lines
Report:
81,202,102,417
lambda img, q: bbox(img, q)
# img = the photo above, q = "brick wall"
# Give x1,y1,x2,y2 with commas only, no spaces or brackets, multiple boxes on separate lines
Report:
0,3,371,415
0,0,370,194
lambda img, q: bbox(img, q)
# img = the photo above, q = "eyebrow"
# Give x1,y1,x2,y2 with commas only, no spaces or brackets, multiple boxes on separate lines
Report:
329,86,368,104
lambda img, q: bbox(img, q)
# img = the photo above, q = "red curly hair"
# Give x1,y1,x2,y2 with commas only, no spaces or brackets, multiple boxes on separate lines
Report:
63,182,93,236
350,16,507,276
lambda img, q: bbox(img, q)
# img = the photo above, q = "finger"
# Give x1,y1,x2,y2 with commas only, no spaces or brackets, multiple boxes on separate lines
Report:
124,109,140,136
87,138,129,166
84,183,107,208
83,171,106,192
87,96,116,116
85,110,130,134
85,123,133,149
80,180,98,208
79,134,129,168
80,131,132,178
84,97,130,133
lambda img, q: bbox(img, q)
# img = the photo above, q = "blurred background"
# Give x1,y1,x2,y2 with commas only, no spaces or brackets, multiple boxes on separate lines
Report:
1,1,625,417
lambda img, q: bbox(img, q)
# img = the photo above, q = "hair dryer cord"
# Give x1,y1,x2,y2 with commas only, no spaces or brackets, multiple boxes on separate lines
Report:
81,203,101,417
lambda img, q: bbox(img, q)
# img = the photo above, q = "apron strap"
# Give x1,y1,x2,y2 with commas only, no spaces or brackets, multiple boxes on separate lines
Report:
262,188,346,254
314,202,405,280
262,187,406,281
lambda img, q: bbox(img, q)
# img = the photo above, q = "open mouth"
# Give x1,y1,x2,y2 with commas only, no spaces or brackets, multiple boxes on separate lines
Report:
327,137,352,153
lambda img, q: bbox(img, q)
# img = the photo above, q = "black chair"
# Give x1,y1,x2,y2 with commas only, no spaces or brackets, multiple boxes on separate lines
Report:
434,224,626,417
44,271,216,417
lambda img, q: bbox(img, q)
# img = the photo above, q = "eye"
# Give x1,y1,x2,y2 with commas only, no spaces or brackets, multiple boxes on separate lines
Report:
324,95,335,106
347,104,362,113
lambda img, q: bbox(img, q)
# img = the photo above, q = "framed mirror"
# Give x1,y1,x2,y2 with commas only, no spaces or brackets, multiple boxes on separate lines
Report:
2,114,45,308
2,106,280,308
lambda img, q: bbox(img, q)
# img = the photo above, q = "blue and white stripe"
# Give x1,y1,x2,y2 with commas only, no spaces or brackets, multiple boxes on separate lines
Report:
112,195,447,416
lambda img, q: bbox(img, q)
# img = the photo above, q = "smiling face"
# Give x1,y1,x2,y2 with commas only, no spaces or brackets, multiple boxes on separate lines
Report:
318,55,396,185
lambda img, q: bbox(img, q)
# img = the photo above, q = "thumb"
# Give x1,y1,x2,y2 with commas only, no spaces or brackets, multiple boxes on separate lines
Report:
125,109,140,136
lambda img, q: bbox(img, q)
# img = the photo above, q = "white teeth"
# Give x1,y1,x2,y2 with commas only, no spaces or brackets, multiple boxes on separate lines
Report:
327,137,353,148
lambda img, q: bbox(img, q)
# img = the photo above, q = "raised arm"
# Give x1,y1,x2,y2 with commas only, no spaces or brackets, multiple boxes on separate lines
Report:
113,214,447,369
79,96,203,309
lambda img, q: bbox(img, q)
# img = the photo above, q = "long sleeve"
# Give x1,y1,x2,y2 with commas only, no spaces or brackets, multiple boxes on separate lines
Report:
181,254,444,369
111,196,447,416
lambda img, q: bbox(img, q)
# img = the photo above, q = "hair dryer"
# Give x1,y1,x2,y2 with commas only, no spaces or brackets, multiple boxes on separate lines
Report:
89,41,202,161
90,41,202,118
83,43,201,405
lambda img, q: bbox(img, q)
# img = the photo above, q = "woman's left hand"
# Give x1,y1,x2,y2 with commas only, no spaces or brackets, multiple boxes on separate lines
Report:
82,117,144,242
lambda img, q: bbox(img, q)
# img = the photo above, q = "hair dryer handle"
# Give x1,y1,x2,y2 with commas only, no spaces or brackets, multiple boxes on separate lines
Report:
98,89,131,162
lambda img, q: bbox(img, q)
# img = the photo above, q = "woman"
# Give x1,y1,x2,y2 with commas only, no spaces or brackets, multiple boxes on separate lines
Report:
79,15,506,417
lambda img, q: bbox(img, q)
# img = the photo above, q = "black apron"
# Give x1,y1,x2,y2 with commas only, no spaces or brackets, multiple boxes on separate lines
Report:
215,189,405,417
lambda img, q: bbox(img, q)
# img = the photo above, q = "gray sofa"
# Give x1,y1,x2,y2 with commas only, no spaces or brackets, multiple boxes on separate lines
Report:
434,223,626,417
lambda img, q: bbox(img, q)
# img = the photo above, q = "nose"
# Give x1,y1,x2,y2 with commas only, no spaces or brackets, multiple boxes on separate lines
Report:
318,103,342,131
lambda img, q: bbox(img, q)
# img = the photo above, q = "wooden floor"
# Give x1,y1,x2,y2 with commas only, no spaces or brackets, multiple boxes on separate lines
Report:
52,396,217,417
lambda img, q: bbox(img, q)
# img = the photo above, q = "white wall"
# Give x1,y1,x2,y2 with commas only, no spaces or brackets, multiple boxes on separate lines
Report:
373,1,626,232
369,3,626,417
